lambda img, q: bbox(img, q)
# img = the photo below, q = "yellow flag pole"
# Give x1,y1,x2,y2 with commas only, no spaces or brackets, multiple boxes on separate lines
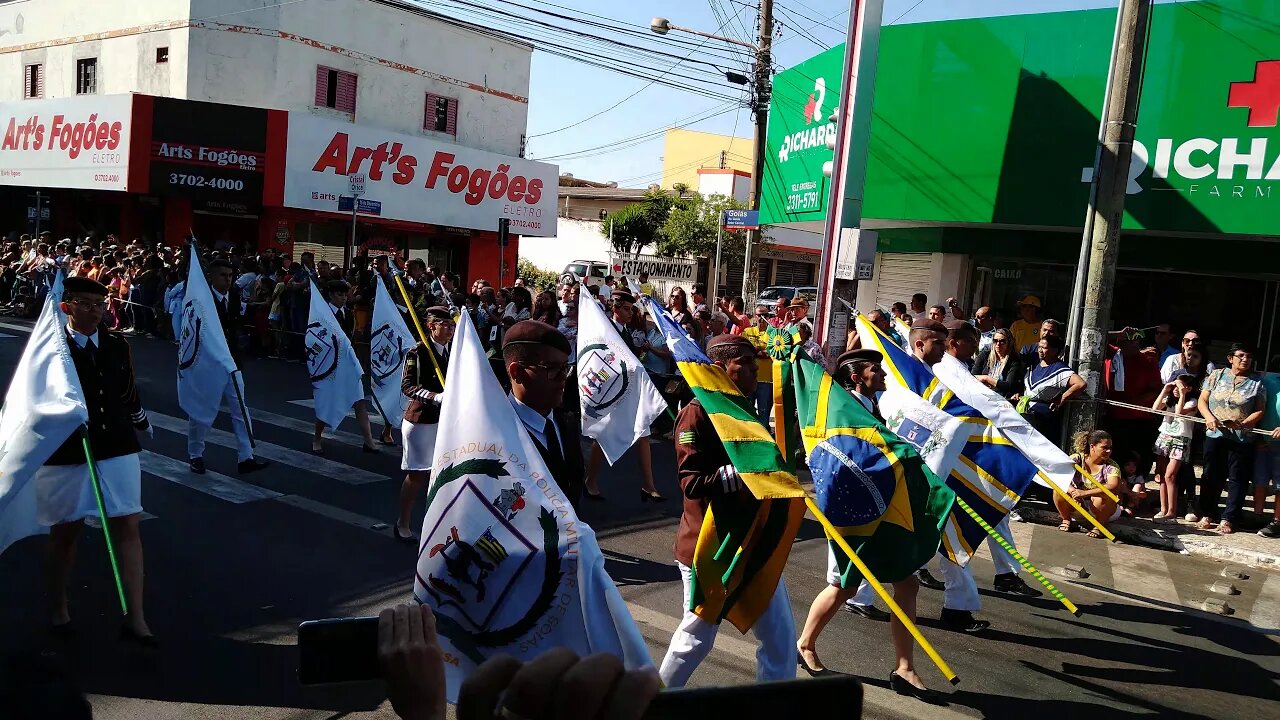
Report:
804,496,960,686
1050,483,1116,541
394,274,445,388
1075,464,1121,503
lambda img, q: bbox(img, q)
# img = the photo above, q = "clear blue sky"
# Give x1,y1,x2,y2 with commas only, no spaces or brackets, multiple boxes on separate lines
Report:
423,1,1161,185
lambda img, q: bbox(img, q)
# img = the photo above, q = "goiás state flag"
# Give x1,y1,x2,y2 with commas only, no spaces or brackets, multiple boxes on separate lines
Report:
413,309,650,701
370,276,415,427
307,278,366,430
575,289,667,464
177,245,245,428
0,291,89,555
789,352,954,587
644,295,807,632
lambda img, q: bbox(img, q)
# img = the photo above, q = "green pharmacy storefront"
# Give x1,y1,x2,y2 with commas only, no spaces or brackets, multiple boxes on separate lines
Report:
765,1,1280,368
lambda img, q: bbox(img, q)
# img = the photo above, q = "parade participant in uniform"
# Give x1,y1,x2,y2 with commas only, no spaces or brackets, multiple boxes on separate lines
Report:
502,320,585,508
584,291,663,502
394,307,453,542
797,348,940,703
658,334,795,688
913,321,1039,633
187,260,270,476
311,280,381,454
40,277,157,645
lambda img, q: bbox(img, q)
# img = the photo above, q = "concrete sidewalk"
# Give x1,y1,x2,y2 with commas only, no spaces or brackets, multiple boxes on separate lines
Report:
1016,502,1280,568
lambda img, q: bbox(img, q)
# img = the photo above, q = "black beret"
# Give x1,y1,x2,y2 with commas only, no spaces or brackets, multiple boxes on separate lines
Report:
424,306,453,320
943,319,968,331
610,291,635,304
326,280,351,294
912,320,949,335
503,320,571,355
706,334,756,357
836,348,883,370
63,277,108,296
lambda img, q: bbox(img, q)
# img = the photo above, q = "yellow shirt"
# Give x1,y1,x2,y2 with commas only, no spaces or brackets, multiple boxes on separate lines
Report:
1009,319,1041,351
740,326,774,384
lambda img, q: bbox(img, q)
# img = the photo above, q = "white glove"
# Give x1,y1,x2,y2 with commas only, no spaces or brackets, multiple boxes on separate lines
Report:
715,465,743,494
430,392,445,406
137,425,154,441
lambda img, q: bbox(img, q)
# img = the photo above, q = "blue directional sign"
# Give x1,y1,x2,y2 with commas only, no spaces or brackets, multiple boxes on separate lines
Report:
721,209,760,230
338,196,383,216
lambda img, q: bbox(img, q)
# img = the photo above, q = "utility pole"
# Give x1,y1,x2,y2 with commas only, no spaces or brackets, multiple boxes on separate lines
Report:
1067,0,1152,438
740,0,773,301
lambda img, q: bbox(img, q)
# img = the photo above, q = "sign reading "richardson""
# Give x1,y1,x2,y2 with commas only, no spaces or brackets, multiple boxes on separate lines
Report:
282,114,558,236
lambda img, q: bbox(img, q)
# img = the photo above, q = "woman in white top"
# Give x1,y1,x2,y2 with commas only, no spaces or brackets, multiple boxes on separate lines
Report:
1160,330,1215,383
1151,372,1200,521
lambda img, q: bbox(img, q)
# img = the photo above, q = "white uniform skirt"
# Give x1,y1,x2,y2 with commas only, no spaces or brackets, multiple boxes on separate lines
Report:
35,453,143,526
401,420,438,472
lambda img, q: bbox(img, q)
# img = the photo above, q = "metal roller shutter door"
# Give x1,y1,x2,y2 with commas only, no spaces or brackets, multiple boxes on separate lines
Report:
774,259,815,286
874,253,932,312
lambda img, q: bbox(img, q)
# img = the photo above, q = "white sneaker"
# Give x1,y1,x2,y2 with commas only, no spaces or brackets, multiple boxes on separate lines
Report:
1184,513,1199,523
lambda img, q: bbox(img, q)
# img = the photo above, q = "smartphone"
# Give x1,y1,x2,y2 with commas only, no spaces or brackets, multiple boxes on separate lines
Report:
298,617,380,685
644,675,861,718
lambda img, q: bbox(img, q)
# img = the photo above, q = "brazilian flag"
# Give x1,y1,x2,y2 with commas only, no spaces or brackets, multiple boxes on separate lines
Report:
791,354,955,587
643,297,807,633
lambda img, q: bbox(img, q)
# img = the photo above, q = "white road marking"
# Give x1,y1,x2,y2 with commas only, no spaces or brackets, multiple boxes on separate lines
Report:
139,450,281,503
147,411,387,486
273,494,391,534
1248,571,1280,631
0,321,33,334
248,407,371,447
1106,541,1182,606
288,398,393,428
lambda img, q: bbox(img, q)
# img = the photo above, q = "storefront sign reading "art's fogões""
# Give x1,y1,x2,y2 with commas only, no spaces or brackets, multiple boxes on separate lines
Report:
282,114,558,236
0,95,134,191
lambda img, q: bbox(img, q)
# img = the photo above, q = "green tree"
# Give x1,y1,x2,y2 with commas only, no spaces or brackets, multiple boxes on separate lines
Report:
515,257,560,292
658,193,764,265
600,187,676,255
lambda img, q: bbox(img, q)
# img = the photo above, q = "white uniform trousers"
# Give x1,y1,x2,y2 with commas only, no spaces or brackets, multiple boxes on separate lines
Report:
187,380,254,463
936,517,1020,612
658,562,796,688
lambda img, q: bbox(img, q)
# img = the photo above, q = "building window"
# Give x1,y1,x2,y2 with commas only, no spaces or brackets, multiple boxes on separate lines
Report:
76,58,97,95
315,65,357,114
424,93,457,136
156,47,169,63
23,64,43,99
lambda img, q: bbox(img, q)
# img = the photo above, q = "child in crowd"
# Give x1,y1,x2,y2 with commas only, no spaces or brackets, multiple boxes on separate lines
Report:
1152,373,1200,521
1120,450,1150,517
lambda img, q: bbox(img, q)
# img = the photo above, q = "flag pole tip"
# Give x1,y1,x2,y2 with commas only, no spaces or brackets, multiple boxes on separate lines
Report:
1072,609,1084,617
949,676,961,686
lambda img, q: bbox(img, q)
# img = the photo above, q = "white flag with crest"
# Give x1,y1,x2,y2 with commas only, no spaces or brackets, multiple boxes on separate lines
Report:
307,279,365,430
0,293,89,555
575,294,667,464
414,310,651,701
177,245,244,427
370,276,415,427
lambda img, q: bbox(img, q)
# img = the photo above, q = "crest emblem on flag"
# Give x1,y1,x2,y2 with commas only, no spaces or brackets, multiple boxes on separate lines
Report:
177,301,202,371
306,322,340,382
578,343,630,419
369,322,408,384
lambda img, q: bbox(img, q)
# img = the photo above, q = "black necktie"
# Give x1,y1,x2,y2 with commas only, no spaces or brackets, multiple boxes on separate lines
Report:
85,338,96,354
543,417,562,463
217,297,228,314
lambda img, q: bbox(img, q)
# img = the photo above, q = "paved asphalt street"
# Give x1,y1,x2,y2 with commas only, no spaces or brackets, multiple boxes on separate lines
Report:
1,320,1278,719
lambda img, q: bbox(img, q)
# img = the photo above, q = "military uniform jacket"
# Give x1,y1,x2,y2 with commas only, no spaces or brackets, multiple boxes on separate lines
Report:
672,398,750,567
212,285,243,367
402,341,448,424
47,328,149,465
533,408,585,511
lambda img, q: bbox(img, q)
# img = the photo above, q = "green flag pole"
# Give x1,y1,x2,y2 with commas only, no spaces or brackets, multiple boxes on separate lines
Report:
80,426,128,616
952,496,1080,616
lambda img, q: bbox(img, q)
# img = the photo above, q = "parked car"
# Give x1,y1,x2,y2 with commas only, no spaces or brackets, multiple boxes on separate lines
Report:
563,260,609,286
756,285,817,304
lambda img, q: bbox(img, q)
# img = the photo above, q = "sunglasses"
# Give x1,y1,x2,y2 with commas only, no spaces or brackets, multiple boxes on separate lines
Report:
992,338,1009,344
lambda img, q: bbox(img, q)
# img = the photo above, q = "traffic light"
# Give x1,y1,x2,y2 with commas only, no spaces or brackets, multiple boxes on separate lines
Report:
822,109,838,177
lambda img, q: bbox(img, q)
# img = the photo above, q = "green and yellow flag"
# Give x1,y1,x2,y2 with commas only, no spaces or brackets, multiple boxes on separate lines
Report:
791,354,955,587
645,297,806,632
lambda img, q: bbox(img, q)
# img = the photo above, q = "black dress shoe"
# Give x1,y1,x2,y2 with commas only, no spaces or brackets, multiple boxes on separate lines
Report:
939,608,991,633
889,672,945,705
119,618,159,649
797,651,837,677
393,524,418,544
640,490,667,503
189,457,206,475
915,568,946,590
584,491,606,502
841,603,890,621
50,621,75,639
993,573,1043,598
237,458,270,475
